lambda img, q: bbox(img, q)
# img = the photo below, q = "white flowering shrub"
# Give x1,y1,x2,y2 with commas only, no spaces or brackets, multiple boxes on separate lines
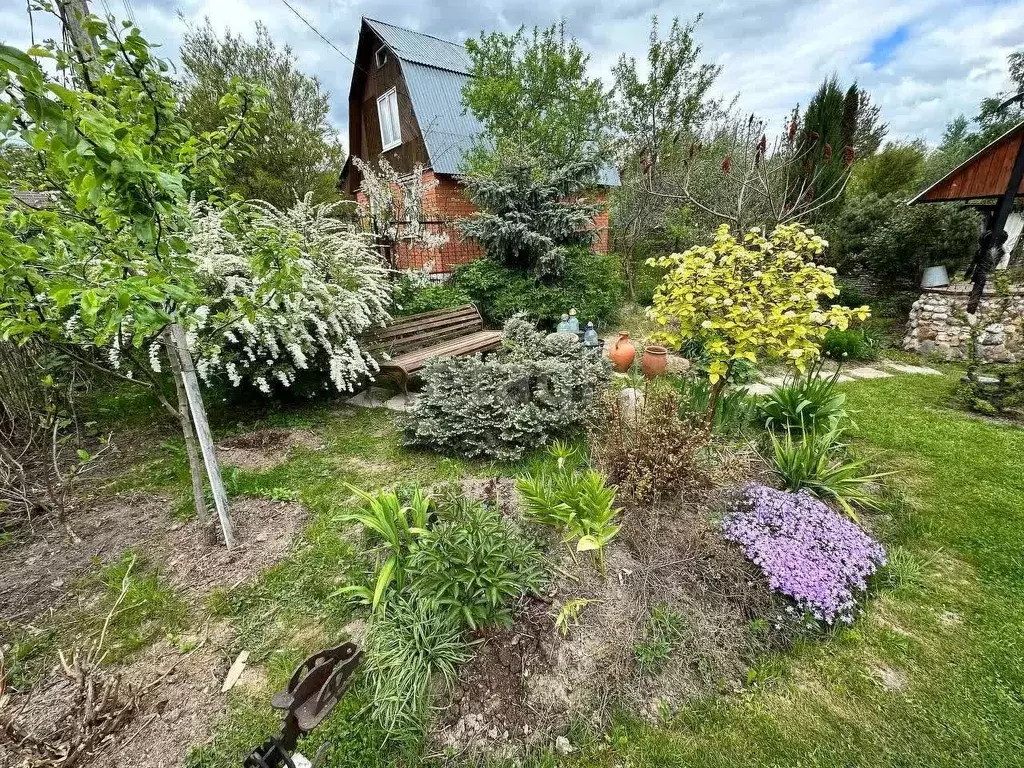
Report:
353,157,449,270
183,195,391,395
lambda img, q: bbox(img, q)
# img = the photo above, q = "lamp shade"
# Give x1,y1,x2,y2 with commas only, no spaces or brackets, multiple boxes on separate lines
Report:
921,265,949,288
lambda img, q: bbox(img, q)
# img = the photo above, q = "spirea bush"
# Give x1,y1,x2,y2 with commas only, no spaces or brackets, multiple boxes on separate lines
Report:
404,315,611,460
180,196,391,395
722,484,886,624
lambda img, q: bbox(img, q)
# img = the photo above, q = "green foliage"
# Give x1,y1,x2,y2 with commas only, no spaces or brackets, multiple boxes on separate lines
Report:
406,494,546,630
648,223,869,383
634,604,686,675
612,16,721,160
516,449,621,570
392,276,471,317
960,363,1024,419
822,326,879,362
800,76,857,213
360,596,473,743
767,427,890,517
458,159,603,278
672,376,757,433
179,20,343,207
338,485,431,611
0,15,258,350
848,140,927,199
758,364,848,433
825,193,979,287
461,22,610,173
451,248,623,329
91,552,188,660
405,316,612,460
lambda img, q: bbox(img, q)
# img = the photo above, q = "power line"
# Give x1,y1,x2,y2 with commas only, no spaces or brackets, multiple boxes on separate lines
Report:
276,0,364,73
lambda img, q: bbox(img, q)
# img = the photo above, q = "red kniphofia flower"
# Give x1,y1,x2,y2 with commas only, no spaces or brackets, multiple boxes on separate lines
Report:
844,145,855,166
824,144,833,163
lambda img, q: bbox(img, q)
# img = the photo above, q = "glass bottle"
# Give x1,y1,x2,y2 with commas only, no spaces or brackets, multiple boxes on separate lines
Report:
556,314,571,333
567,308,580,334
583,321,599,347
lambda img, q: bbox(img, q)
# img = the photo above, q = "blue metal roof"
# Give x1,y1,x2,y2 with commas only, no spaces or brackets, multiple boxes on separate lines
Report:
400,62,483,175
363,18,620,185
364,18,471,74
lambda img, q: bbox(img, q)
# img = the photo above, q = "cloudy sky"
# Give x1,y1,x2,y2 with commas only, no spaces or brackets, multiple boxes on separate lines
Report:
3,0,1022,151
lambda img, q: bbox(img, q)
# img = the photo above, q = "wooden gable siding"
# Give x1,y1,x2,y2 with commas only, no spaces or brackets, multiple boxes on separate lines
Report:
915,123,1024,203
346,25,430,192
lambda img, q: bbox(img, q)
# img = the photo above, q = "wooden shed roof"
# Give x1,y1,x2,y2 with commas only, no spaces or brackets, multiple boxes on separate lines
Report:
910,120,1024,204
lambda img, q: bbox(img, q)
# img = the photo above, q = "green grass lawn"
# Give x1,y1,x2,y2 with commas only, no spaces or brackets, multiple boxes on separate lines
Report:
74,372,1024,767
571,372,1024,767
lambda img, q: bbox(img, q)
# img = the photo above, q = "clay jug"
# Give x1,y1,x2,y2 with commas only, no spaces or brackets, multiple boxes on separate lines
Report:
609,332,636,372
641,345,668,379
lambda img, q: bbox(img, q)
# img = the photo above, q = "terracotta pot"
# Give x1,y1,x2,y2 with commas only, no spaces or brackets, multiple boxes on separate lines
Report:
609,332,637,372
641,345,668,379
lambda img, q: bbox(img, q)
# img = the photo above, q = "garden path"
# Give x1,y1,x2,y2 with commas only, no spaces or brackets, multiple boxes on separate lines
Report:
746,359,940,395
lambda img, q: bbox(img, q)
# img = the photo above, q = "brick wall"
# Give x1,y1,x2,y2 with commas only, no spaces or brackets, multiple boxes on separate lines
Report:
357,169,612,273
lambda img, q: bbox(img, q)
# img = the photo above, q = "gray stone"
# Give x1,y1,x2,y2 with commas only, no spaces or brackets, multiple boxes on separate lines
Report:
555,736,574,755
845,366,893,379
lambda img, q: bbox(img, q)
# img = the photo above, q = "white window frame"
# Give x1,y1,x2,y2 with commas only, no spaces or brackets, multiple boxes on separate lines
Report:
374,46,388,69
377,87,402,151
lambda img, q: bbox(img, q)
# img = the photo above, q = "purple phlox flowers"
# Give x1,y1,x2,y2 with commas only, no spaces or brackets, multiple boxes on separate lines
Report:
722,483,887,625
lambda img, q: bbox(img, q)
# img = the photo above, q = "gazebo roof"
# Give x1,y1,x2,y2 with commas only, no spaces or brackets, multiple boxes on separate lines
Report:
910,120,1024,204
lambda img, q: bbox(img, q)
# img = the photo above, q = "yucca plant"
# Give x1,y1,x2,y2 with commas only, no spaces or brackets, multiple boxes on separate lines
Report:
767,426,893,518
759,359,848,433
336,484,432,611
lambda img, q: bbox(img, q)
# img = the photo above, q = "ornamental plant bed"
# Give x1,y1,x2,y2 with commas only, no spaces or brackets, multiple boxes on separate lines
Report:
427,479,797,757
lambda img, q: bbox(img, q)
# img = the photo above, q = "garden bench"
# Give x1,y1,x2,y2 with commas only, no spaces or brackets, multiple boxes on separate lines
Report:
367,304,502,395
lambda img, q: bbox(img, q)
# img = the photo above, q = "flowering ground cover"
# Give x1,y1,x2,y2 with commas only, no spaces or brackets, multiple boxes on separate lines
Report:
573,371,1024,767
723,484,887,624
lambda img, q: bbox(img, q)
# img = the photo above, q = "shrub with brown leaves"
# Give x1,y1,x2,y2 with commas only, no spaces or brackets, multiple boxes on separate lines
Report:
590,386,711,505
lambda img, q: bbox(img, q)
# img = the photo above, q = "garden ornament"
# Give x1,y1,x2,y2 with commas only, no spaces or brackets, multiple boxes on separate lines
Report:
244,642,363,768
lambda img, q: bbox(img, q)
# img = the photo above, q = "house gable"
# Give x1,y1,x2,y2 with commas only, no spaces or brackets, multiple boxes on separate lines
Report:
344,21,431,192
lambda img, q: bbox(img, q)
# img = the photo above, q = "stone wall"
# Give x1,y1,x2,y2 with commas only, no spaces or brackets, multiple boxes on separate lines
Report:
903,282,1024,362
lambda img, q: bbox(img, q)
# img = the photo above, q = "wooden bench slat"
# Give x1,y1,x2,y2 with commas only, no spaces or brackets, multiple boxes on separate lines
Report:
382,330,502,372
367,304,500,393
373,306,480,337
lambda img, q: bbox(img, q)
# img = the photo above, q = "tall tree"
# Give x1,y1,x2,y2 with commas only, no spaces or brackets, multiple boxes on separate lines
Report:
853,90,887,156
178,19,344,208
799,75,854,211
462,22,610,173
847,140,927,198
610,15,722,298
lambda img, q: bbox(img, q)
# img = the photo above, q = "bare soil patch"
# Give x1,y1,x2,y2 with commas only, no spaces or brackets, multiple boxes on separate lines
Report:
431,479,795,757
1,488,308,768
217,428,324,471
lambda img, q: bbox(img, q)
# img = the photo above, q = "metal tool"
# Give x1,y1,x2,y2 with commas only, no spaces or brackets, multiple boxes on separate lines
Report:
243,642,363,768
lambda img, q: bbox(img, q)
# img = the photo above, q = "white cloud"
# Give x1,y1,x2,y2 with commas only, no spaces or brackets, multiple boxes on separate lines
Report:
2,0,1021,149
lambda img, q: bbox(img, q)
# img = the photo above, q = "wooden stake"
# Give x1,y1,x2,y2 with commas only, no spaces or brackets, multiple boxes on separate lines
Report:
167,323,234,549
163,329,209,525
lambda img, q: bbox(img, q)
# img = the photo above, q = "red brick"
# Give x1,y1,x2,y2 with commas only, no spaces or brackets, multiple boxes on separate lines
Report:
357,170,611,272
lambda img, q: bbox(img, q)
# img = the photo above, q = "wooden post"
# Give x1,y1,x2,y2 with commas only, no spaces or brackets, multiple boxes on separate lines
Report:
167,323,234,549
163,328,210,526
55,0,102,90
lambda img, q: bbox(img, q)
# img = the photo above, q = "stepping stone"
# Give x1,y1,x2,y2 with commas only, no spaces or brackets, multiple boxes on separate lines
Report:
844,366,892,379
347,388,418,411
760,375,788,387
882,361,942,375
745,383,774,396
